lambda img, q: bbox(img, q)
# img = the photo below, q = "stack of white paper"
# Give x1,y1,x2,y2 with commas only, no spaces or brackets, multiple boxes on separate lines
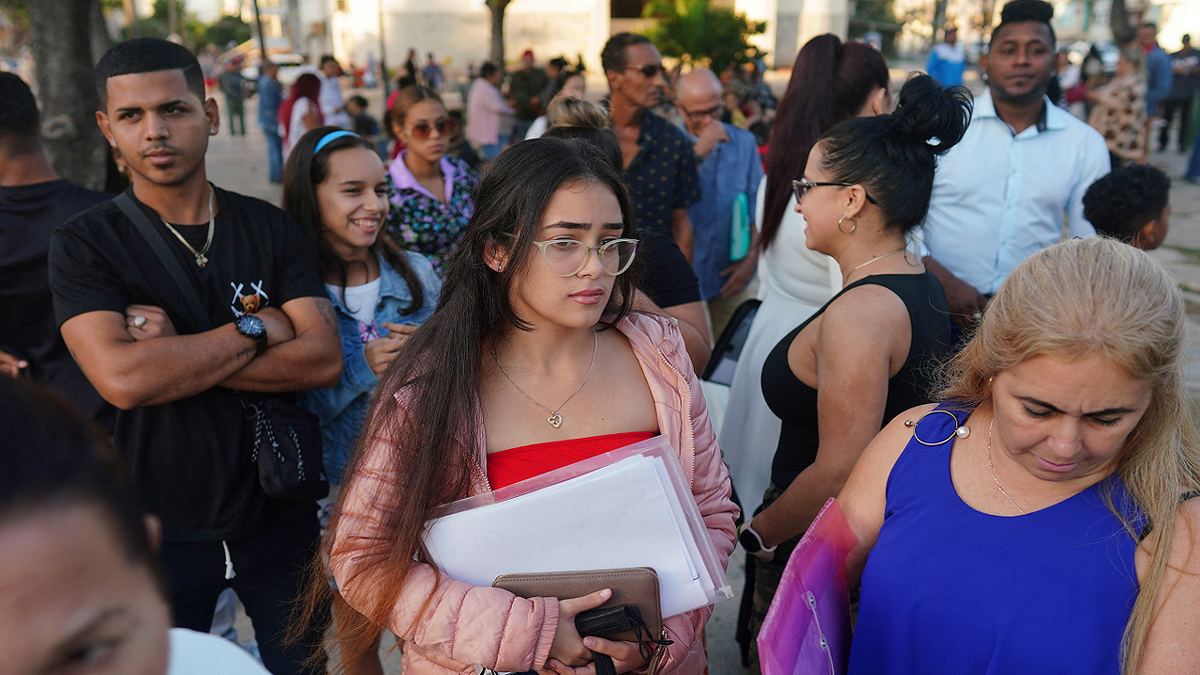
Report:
424,452,726,618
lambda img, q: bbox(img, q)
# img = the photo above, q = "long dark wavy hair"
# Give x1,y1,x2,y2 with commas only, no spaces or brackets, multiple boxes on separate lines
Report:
297,138,639,670
760,34,890,249
281,126,425,315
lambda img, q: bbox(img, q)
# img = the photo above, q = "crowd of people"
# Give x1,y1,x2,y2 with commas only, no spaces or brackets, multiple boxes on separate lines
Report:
4,0,1200,673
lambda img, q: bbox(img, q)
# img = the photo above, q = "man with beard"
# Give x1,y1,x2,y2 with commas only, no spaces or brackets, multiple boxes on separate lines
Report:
47,38,341,675
919,0,1109,329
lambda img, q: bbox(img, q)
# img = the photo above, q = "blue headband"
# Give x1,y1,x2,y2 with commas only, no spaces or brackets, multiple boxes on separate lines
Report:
313,130,359,155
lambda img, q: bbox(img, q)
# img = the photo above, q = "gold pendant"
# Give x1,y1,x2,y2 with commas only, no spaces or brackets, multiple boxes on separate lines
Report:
196,253,209,268
547,414,562,428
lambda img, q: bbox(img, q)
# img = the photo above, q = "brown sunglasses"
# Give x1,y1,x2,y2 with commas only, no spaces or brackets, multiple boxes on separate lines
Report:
406,118,456,140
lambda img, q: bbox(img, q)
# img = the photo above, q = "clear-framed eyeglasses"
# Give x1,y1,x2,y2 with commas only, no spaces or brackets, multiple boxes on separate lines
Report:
531,238,640,277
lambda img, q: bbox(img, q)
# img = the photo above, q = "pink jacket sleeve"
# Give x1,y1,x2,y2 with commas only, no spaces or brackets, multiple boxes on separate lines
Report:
329,400,560,673
653,329,740,674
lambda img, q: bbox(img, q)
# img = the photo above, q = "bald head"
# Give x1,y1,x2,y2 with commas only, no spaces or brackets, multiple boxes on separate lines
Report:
676,68,725,136
677,68,722,102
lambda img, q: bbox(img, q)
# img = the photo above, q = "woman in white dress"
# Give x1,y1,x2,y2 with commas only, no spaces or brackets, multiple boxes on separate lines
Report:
718,34,893,518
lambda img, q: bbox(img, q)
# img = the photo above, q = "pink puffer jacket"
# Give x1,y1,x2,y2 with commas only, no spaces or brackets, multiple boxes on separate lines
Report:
330,313,739,674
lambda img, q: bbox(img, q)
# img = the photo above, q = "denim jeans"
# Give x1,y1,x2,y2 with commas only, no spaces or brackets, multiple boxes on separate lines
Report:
1188,127,1200,180
263,126,284,183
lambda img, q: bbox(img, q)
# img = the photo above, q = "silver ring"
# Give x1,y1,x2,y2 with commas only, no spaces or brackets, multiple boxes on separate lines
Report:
132,315,147,329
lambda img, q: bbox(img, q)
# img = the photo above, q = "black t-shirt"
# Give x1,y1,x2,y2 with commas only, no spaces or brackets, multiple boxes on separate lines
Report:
0,179,115,429
48,186,327,542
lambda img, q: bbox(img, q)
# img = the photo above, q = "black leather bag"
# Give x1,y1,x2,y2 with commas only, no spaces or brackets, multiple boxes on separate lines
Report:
116,191,329,502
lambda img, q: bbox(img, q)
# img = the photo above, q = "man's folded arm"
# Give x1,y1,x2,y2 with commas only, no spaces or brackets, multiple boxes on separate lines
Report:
61,310,259,410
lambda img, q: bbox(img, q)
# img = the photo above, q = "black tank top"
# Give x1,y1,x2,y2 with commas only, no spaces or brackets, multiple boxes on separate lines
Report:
760,271,952,490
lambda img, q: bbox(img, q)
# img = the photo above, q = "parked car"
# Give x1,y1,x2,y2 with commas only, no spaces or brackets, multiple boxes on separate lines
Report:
240,53,308,94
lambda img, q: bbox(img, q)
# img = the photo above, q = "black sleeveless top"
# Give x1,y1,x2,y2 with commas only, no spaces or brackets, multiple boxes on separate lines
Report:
760,271,952,489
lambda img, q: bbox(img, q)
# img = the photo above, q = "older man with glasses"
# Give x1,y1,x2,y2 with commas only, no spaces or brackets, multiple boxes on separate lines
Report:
603,32,711,369
675,67,764,337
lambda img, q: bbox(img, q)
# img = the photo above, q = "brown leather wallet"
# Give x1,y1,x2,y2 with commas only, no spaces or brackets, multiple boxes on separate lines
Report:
492,567,663,641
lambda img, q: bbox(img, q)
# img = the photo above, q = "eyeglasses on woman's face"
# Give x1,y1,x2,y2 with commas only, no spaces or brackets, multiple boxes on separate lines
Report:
792,179,879,205
531,238,639,277
405,117,455,140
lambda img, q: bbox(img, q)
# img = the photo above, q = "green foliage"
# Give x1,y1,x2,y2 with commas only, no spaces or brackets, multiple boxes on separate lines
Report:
206,15,251,49
854,0,896,24
642,0,766,74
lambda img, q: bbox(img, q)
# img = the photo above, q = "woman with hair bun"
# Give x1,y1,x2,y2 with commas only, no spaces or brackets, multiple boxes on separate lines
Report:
720,34,895,521
840,237,1200,674
739,74,969,671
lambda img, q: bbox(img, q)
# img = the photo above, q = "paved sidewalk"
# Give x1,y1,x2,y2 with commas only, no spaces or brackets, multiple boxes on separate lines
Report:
211,94,1200,674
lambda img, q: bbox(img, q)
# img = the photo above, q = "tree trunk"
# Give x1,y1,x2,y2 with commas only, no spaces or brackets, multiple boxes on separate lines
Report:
1109,0,1133,47
90,0,112,64
487,0,509,65
30,0,107,191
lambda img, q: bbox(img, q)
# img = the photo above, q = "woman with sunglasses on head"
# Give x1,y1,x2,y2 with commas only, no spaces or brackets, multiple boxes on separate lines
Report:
310,138,737,675
738,74,970,672
384,85,479,276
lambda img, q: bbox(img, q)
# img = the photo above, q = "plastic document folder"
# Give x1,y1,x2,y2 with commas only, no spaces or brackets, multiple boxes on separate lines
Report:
423,436,733,618
757,497,858,675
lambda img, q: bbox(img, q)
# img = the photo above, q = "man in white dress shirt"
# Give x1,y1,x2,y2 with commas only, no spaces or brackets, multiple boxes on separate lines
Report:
318,55,353,130
921,0,1109,326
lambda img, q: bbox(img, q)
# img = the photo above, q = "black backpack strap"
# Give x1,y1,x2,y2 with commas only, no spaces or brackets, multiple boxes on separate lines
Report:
1136,491,1200,541
114,191,214,332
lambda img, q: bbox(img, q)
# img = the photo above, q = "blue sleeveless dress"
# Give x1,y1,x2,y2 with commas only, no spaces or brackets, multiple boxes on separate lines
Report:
849,404,1144,675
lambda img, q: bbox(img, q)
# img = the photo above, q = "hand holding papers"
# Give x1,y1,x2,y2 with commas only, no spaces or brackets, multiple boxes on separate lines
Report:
423,436,733,618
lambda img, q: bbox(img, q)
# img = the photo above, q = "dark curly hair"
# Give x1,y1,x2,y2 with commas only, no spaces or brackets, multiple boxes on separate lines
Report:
991,0,1056,45
1082,165,1171,242
818,74,973,234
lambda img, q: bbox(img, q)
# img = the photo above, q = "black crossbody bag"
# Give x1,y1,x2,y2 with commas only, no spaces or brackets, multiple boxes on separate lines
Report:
115,191,329,501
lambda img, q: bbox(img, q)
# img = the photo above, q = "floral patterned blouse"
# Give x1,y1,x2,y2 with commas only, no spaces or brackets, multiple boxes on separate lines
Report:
385,151,479,275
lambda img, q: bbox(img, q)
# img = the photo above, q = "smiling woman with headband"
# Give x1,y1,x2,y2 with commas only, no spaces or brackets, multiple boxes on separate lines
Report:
383,85,479,276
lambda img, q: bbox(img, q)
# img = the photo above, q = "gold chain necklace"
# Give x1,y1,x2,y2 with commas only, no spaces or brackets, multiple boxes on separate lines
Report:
159,185,216,267
850,247,907,273
492,330,598,428
986,417,1027,515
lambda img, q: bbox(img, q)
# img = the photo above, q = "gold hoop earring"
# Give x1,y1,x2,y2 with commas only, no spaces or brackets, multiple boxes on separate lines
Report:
838,215,856,234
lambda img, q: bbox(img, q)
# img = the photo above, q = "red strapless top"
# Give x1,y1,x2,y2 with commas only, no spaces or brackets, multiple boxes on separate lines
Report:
487,431,657,489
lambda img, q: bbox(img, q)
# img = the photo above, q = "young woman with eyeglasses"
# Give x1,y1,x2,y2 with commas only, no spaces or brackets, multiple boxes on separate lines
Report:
737,75,971,673
302,138,737,675
383,85,479,275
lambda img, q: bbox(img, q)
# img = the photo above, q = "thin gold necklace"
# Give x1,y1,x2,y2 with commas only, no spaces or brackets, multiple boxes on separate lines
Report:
159,184,216,267
986,417,1027,514
850,247,907,273
492,330,598,429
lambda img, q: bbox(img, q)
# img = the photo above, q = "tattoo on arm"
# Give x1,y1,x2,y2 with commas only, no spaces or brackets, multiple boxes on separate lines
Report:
314,297,338,333
235,346,257,361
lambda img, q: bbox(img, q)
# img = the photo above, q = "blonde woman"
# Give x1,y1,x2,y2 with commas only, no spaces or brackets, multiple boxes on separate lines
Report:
841,237,1200,674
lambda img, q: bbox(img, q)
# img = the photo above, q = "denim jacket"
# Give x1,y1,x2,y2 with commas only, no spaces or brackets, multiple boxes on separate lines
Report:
300,250,441,483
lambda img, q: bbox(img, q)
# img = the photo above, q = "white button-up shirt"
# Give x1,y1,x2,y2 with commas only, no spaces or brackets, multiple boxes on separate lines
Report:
920,89,1110,294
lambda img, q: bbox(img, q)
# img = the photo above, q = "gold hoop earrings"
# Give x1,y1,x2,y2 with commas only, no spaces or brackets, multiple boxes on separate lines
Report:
904,409,971,445
838,215,856,234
